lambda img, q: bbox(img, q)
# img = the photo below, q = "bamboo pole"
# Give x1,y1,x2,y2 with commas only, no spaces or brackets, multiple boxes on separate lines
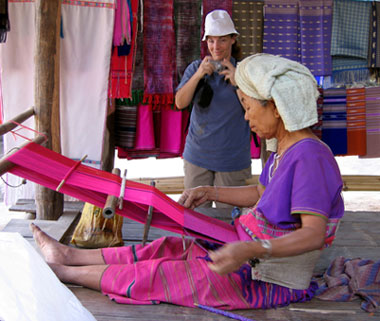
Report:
34,0,63,220
0,107,35,136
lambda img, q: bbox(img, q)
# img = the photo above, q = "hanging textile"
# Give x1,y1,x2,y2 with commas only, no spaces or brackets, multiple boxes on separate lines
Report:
60,0,115,168
331,0,371,85
232,0,264,59
108,0,139,99
321,88,347,155
299,0,333,76
134,104,156,150
143,0,176,109
263,0,333,76
174,0,202,84
346,88,366,156
368,1,379,68
331,0,371,59
0,0,36,205
131,4,144,91
117,106,189,160
113,0,131,47
362,86,380,158
201,0,233,58
311,87,323,139
159,109,189,158
115,103,137,149
262,0,299,62
0,0,10,43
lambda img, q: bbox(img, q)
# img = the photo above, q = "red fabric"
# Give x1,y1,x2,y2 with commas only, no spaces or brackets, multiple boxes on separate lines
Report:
108,0,139,98
346,88,366,156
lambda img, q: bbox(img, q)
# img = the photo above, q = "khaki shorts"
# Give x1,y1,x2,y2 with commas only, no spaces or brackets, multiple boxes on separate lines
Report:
183,160,252,208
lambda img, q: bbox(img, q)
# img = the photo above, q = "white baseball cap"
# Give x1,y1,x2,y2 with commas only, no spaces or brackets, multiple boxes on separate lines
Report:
202,9,239,41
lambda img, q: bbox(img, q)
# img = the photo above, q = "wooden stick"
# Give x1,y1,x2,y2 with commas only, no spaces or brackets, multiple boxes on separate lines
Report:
289,308,356,314
142,180,155,247
102,168,121,219
56,154,87,192
0,107,35,136
118,169,127,210
0,135,46,176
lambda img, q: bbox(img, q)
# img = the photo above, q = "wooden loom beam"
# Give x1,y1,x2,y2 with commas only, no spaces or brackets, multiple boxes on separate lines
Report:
0,107,35,136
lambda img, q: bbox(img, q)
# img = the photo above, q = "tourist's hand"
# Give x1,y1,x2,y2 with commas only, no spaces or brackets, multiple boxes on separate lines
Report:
208,242,251,275
178,186,209,209
219,59,237,86
196,56,214,79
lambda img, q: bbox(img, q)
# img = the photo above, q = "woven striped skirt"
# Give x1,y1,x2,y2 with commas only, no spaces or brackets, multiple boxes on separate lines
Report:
101,236,317,309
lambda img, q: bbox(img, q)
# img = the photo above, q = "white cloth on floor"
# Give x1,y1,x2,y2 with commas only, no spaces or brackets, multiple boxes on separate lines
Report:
0,232,96,321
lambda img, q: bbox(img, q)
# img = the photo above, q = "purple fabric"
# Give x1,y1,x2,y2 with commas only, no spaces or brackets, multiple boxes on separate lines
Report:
258,139,344,229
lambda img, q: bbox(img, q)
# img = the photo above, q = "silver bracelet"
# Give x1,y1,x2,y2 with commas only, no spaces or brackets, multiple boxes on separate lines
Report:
260,239,272,259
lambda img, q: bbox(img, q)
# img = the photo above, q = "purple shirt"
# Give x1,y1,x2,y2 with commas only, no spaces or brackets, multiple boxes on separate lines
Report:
257,139,344,229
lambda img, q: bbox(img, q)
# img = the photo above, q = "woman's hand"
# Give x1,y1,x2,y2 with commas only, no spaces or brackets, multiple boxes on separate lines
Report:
219,58,237,86
195,56,215,79
178,186,210,209
208,242,253,275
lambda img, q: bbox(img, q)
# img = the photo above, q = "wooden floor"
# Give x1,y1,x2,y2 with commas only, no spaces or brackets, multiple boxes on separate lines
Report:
2,203,380,321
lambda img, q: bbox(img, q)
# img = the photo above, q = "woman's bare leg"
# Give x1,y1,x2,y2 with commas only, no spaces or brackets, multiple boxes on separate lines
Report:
30,223,105,266
50,263,106,291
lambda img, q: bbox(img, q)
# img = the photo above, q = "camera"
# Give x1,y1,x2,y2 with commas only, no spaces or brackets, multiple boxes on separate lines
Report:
209,60,226,73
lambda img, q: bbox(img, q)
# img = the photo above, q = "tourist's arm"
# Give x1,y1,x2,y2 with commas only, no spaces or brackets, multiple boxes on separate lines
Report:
208,214,327,275
175,56,214,109
178,184,264,209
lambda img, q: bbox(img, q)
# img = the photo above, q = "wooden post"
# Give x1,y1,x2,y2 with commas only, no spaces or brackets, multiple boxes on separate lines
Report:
34,0,63,220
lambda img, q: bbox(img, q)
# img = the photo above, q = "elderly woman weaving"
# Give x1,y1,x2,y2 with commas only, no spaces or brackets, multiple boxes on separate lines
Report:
31,54,344,310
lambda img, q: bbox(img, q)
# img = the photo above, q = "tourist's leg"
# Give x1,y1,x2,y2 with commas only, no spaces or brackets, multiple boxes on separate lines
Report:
214,166,252,208
30,223,105,266
183,160,214,208
50,263,106,291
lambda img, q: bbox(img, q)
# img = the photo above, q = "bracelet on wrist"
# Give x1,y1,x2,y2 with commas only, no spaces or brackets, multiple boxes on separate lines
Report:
260,239,272,259
214,185,218,202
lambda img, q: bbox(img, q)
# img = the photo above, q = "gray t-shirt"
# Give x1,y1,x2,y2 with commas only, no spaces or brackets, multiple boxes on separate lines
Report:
176,58,251,172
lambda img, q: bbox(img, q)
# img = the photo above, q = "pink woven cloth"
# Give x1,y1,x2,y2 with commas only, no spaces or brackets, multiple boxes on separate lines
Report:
101,236,316,309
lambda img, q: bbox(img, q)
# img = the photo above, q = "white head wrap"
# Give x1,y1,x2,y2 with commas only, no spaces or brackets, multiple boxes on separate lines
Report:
235,53,320,132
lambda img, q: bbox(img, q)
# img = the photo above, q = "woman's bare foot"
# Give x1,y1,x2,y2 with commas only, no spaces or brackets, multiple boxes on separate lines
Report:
30,223,72,265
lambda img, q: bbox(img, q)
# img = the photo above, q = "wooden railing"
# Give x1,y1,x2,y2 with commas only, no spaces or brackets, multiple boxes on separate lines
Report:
131,175,380,194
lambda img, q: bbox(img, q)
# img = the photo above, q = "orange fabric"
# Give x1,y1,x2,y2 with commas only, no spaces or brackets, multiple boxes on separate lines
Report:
346,88,366,156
